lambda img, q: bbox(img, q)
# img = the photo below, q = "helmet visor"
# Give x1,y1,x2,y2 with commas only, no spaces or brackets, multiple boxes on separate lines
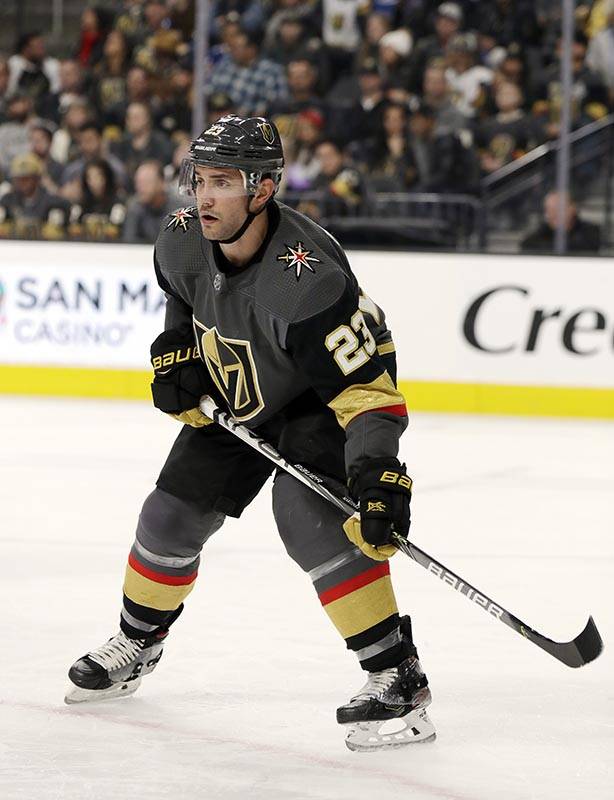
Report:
178,159,259,198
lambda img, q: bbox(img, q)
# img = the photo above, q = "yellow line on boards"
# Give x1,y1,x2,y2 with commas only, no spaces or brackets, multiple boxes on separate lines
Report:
398,380,614,419
0,365,151,400
0,365,613,418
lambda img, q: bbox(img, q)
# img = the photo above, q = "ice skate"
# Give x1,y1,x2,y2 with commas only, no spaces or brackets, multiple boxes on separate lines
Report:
337,618,435,751
64,629,168,704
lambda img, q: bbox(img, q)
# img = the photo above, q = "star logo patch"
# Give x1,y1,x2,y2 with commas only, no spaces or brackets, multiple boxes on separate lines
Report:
166,207,195,232
276,241,320,280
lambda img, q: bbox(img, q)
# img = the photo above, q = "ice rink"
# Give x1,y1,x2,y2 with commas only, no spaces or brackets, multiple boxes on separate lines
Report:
1,396,612,800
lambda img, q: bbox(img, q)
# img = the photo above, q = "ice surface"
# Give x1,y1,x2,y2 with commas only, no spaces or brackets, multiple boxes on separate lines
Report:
1,397,612,800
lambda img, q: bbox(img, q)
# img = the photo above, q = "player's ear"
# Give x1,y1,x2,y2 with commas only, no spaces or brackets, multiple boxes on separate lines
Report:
250,178,275,212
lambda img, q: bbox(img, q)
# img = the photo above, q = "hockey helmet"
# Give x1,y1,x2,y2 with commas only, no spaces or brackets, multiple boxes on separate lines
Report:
179,115,284,198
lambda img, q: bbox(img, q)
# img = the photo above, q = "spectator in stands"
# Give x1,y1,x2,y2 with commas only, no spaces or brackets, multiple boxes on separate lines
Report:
586,0,614,99
421,61,468,133
407,2,463,93
378,29,414,92
0,94,34,174
29,119,64,192
61,121,126,201
361,102,417,190
475,21,507,71
39,58,88,123
111,102,173,186
408,100,479,192
49,97,94,165
306,139,365,219
264,0,320,59
327,58,387,145
141,0,173,41
445,32,493,118
92,30,131,122
0,153,71,240
533,34,610,140
354,13,392,69
208,30,288,117
263,11,313,67
213,0,266,40
77,7,114,68
321,0,368,77
156,64,193,137
113,0,147,46
122,159,178,243
0,56,11,124
284,107,325,192
269,58,323,123
105,65,154,128
207,91,236,123
474,0,540,49
520,191,601,254
72,158,126,242
474,82,544,175
7,32,60,103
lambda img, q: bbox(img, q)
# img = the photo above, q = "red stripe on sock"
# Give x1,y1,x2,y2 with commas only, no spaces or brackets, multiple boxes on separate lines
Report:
128,553,198,586
318,562,390,606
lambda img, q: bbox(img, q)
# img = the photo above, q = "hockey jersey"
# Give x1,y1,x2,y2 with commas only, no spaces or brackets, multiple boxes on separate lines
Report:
153,200,407,481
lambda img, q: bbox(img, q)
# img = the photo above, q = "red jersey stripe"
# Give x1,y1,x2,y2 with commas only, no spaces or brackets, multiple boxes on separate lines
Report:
319,561,390,606
128,553,198,586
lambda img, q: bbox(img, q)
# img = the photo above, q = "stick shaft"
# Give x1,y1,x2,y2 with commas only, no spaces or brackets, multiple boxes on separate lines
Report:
200,397,603,668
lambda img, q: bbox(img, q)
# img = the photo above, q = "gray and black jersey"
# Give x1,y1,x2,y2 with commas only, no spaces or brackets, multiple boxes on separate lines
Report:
153,200,407,481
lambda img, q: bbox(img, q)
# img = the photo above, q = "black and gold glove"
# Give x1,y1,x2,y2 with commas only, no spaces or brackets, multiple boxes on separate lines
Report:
150,323,213,427
343,457,412,561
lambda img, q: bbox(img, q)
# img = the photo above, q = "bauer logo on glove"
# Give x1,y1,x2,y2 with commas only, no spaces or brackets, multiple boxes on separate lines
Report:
343,457,412,561
150,323,215,427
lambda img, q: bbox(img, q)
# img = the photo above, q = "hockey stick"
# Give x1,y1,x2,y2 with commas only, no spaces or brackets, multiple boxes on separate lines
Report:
199,396,603,669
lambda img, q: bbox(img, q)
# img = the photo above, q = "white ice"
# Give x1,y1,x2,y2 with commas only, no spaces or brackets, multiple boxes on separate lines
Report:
0,396,612,800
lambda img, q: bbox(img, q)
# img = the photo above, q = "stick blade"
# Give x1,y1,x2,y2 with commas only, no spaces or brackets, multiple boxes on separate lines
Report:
540,616,604,668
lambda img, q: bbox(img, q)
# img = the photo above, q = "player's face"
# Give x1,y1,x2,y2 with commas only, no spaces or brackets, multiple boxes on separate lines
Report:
194,165,249,240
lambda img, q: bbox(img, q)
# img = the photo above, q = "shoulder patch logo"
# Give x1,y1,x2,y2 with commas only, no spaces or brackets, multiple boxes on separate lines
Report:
277,241,320,280
166,207,195,232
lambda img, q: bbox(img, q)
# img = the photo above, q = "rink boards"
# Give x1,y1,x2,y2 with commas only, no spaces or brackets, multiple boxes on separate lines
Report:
0,241,612,418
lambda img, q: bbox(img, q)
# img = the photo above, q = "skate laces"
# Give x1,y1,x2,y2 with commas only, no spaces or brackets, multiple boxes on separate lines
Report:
352,667,398,701
88,631,145,671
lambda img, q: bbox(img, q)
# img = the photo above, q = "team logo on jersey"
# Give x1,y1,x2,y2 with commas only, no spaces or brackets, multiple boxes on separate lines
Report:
166,207,195,232
277,241,320,280
257,122,275,145
193,318,264,421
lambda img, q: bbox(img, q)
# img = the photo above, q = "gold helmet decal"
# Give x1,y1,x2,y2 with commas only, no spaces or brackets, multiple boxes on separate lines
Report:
257,122,275,145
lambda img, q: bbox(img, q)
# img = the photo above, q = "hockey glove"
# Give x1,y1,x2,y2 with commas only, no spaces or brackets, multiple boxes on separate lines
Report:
150,323,213,428
343,457,412,561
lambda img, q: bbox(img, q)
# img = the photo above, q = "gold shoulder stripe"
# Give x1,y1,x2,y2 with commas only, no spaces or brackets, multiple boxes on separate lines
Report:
328,371,405,429
377,342,396,356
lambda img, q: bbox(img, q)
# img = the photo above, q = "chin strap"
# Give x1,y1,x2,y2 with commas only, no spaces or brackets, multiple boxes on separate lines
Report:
211,195,270,244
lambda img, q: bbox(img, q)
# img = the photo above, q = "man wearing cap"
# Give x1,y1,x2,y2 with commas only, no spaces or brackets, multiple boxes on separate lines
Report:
0,153,71,239
407,2,464,93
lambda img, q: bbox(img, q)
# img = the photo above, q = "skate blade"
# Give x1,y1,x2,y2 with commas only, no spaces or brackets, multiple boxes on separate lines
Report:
344,708,436,752
64,677,142,705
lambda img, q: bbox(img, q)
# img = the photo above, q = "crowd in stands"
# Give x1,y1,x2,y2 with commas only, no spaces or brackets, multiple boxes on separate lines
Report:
0,0,612,249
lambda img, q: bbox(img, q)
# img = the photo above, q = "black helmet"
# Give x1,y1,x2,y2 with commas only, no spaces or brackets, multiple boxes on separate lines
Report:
179,115,284,197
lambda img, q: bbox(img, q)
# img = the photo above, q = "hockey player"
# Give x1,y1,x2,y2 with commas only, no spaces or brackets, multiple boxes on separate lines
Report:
65,116,435,751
